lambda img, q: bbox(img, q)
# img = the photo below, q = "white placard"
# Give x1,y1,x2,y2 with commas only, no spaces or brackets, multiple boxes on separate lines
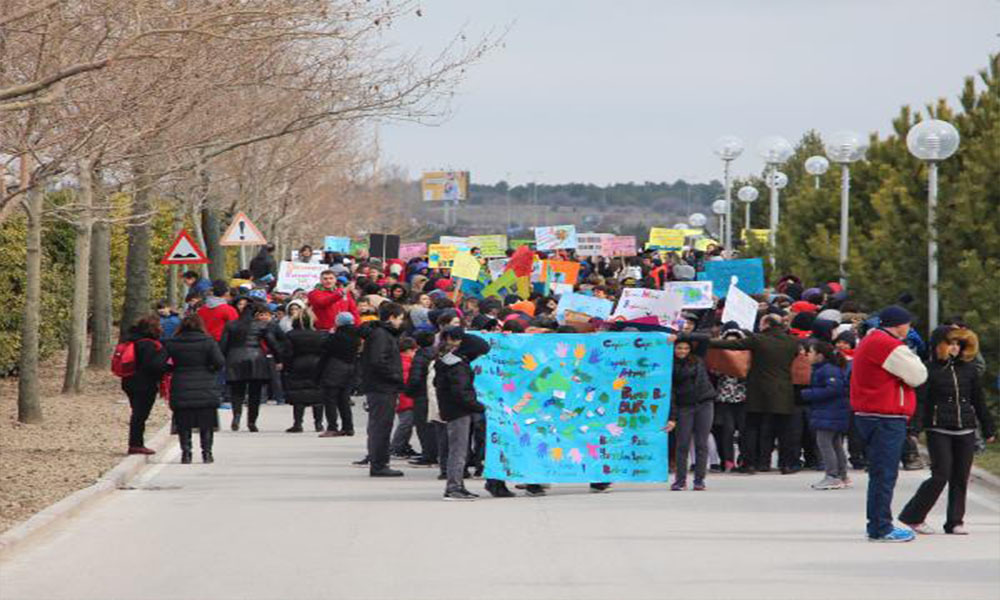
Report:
611,287,684,327
275,260,327,294
720,277,758,331
665,281,714,309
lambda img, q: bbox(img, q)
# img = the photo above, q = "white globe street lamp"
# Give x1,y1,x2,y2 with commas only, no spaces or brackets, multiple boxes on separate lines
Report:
825,131,868,290
758,136,793,268
804,155,830,189
737,185,759,240
688,212,708,228
714,136,744,254
673,222,690,230
711,199,728,242
907,119,960,331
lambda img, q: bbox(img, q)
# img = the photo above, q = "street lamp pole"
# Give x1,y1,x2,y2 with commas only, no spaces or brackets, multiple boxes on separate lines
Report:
907,118,960,332
824,131,867,290
757,136,793,271
714,136,744,254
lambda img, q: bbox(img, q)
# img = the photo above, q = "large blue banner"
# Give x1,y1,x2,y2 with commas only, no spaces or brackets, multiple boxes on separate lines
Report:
473,333,672,483
697,258,765,298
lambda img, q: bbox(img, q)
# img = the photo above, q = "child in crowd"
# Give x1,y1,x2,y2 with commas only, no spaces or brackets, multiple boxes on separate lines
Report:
667,339,716,491
390,338,419,458
801,340,852,489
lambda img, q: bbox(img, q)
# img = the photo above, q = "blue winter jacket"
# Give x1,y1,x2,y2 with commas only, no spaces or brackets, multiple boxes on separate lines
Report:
800,361,850,432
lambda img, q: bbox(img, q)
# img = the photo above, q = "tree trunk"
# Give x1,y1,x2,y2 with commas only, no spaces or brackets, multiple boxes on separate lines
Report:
166,204,184,307
88,215,112,369
62,159,94,394
17,184,44,423
119,162,152,338
203,206,225,282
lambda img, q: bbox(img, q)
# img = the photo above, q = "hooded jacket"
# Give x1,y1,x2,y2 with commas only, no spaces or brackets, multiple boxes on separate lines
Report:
360,321,404,394
669,356,716,420
801,361,851,432
433,334,489,422
915,327,995,437
220,317,279,381
318,324,361,389
197,296,239,341
280,328,325,405
164,330,225,410
308,286,360,330
121,331,169,395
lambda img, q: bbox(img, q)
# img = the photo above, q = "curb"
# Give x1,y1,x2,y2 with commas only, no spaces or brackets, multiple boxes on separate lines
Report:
0,420,174,558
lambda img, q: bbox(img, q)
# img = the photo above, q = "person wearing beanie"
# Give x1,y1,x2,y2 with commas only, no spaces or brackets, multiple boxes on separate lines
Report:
317,311,362,437
850,305,927,542
899,326,996,535
810,319,839,344
789,312,817,339
817,309,843,324
672,264,696,282
790,301,819,315
358,302,408,477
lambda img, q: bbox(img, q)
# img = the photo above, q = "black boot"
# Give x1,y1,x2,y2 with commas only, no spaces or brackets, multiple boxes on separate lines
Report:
231,404,241,431
247,400,260,432
200,427,214,463
179,428,193,464
485,479,515,498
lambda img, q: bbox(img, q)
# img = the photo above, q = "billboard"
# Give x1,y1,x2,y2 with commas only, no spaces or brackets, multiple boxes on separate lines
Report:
421,171,469,201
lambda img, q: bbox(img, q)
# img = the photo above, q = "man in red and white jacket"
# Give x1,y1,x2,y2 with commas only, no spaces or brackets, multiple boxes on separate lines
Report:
851,306,928,543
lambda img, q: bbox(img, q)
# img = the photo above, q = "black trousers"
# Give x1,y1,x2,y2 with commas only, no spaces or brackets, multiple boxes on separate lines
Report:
230,381,263,425
127,388,158,448
743,411,802,470
712,402,745,466
323,385,354,433
365,392,397,471
292,404,324,427
899,431,976,531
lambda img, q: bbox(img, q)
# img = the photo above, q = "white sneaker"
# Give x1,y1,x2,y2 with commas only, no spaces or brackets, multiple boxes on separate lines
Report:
908,522,936,535
948,525,969,535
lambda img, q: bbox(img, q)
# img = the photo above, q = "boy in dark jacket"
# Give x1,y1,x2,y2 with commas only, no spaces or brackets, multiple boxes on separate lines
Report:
435,327,489,501
801,340,851,490
360,302,406,477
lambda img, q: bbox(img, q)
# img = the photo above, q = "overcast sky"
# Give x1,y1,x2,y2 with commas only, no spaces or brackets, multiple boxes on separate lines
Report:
379,1,1000,186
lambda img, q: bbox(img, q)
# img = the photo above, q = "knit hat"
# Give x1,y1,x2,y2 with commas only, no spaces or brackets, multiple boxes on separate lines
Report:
672,265,695,281
248,289,267,301
802,288,823,303
879,305,913,327
335,312,355,327
790,301,818,314
835,330,857,348
810,319,838,343
817,309,842,323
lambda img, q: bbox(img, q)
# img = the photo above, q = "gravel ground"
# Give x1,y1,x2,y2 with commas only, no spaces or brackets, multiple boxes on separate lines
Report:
0,352,168,533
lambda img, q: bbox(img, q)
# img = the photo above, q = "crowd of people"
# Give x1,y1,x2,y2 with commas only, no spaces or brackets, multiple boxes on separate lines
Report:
116,240,995,540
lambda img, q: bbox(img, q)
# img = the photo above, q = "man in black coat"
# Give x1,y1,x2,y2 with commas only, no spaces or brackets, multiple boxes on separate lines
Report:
360,302,406,477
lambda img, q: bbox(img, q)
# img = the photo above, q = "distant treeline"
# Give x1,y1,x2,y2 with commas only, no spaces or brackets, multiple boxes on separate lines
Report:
464,180,724,212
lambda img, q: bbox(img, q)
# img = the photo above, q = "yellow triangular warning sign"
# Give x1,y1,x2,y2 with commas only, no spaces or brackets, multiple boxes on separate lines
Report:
161,229,210,265
220,212,267,246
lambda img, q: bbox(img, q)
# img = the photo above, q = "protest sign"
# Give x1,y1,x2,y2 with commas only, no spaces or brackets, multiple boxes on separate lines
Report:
487,258,509,280
602,235,637,257
648,228,697,250
468,234,508,258
399,242,427,261
721,277,759,331
482,270,521,299
540,260,581,286
369,233,400,260
349,239,368,256
323,236,350,253
697,258,765,298
694,238,719,251
555,292,614,323
439,236,470,250
665,281,714,309
509,239,535,249
474,332,673,483
451,251,482,280
550,283,574,297
428,244,458,269
743,229,770,245
611,287,684,327
534,225,578,250
275,260,327,294
577,233,612,257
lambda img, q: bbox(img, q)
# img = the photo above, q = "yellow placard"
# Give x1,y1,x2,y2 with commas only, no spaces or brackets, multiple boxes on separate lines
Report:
467,235,508,258
648,228,699,249
743,229,770,244
421,171,469,201
450,251,482,280
428,244,458,269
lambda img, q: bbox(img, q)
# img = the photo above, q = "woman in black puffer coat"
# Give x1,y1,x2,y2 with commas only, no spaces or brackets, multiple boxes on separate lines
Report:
900,327,996,534
317,312,363,436
164,314,225,464
281,311,326,433
220,302,280,432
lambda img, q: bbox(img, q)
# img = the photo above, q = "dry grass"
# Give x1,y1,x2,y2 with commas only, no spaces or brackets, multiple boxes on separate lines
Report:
0,351,168,533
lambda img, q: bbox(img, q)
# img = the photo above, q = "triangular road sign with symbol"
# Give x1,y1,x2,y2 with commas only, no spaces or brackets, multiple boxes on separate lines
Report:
220,211,267,246
161,229,211,265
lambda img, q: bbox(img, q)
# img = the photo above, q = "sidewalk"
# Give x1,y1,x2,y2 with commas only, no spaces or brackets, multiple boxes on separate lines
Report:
1,404,998,600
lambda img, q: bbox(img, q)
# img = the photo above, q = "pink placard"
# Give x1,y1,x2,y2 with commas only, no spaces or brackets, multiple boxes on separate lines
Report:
601,235,636,257
399,242,428,261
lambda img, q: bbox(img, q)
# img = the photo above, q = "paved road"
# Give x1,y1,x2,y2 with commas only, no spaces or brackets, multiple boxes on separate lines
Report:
2,404,998,600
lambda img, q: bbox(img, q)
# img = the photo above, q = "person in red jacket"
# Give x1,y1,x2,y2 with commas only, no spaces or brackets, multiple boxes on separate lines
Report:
390,338,418,458
197,281,239,342
851,306,928,543
308,270,360,330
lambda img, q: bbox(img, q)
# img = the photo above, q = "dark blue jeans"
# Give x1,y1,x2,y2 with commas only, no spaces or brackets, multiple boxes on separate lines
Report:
855,415,907,538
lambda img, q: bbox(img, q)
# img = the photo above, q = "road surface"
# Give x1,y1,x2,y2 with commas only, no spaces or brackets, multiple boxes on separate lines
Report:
2,404,998,600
